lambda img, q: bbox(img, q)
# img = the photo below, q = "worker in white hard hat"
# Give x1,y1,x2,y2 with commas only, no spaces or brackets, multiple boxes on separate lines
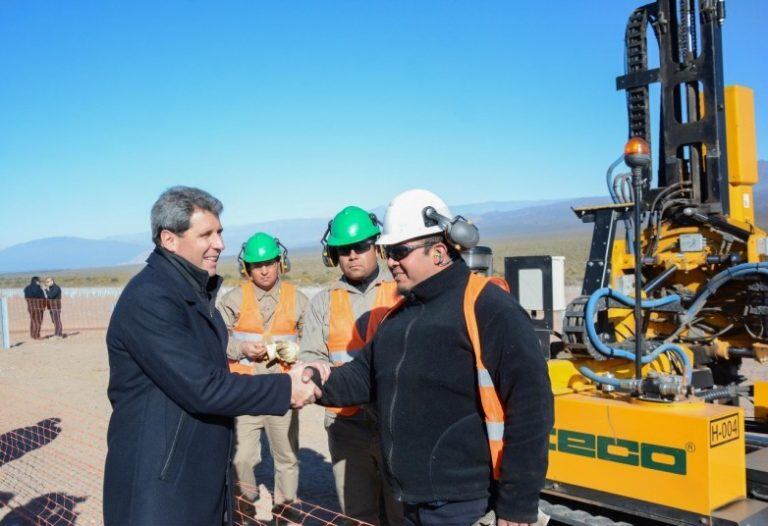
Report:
312,189,554,526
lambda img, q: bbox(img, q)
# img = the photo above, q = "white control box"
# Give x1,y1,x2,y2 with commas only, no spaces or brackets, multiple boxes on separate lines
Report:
758,237,768,257
516,256,566,312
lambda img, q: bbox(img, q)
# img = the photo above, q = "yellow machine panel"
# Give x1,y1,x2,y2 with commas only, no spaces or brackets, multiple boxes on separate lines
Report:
755,381,768,424
725,85,758,225
548,393,745,516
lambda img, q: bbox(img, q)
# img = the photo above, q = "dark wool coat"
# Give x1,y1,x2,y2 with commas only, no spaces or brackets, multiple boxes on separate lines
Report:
103,250,290,526
23,281,45,299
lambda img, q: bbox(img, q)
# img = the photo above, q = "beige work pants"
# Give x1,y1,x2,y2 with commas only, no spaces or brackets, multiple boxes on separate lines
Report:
233,410,299,504
326,415,403,525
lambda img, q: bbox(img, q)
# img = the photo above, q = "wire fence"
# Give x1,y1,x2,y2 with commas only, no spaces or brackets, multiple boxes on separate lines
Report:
1,387,106,525
234,487,371,525
0,288,124,298
0,383,372,526
1,296,117,344
0,286,323,348
0,283,370,525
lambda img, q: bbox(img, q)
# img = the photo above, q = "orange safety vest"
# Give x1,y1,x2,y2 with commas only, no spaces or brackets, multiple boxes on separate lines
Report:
487,275,510,293
326,280,400,417
228,281,298,375
380,272,506,479
464,272,506,479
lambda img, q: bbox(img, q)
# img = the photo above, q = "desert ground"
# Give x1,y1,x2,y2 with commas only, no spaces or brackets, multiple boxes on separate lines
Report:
0,329,345,525
2,288,767,526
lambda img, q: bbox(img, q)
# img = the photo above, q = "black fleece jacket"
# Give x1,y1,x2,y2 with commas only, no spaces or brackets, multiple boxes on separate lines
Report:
319,260,553,523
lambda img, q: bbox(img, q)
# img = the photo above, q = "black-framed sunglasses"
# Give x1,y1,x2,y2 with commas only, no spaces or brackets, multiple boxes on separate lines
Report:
381,242,432,262
336,238,376,257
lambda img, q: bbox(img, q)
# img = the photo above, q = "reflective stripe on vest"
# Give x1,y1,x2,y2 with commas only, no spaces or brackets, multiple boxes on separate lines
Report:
326,280,399,417
228,281,298,375
231,332,263,342
464,272,506,479
329,349,361,364
272,334,298,342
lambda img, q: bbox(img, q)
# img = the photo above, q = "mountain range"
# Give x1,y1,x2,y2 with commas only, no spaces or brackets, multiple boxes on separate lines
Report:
1,161,765,274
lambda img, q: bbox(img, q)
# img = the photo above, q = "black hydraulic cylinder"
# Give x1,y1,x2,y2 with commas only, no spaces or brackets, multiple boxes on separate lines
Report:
633,168,644,380
643,264,678,294
728,348,756,359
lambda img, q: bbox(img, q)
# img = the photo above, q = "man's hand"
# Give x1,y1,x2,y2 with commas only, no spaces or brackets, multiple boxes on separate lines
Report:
240,341,268,362
287,364,322,408
298,361,332,384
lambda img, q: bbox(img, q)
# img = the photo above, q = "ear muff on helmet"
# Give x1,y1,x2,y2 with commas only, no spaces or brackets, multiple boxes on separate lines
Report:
422,206,480,250
277,239,291,273
321,221,338,267
238,243,248,276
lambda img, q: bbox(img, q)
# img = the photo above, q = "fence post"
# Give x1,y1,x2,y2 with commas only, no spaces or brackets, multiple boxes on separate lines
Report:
0,297,10,349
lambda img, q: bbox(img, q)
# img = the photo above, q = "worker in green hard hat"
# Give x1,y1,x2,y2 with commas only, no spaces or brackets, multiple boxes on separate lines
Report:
216,232,309,524
299,206,403,525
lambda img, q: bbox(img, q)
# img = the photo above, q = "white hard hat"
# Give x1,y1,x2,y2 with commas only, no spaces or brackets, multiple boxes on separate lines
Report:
377,189,453,246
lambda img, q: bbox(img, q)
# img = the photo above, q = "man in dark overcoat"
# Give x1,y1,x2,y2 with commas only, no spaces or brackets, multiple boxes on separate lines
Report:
23,276,45,339
103,186,320,526
43,277,63,337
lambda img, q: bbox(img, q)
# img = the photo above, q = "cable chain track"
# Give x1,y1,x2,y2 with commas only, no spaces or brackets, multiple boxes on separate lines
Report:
562,295,609,361
625,8,651,144
541,499,635,526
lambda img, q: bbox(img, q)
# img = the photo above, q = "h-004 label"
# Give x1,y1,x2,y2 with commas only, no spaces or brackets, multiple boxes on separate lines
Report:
550,428,687,475
710,414,739,447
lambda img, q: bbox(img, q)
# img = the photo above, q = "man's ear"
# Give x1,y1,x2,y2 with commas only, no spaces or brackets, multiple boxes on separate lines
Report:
432,242,451,266
160,230,178,253
434,242,450,258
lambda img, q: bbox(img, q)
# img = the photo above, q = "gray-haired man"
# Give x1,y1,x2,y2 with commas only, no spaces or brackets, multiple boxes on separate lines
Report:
103,186,322,526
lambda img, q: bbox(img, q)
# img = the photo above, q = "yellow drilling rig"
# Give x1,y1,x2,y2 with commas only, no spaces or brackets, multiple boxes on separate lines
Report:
503,1,768,524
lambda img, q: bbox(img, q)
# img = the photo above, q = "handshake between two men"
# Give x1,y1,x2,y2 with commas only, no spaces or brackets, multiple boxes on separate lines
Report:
239,339,331,409
287,360,331,408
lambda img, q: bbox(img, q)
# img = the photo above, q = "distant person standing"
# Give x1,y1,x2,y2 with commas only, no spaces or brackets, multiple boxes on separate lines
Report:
23,277,45,339
44,277,64,338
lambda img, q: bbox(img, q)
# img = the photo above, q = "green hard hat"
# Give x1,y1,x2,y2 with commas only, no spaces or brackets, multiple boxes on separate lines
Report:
242,232,281,263
327,206,380,247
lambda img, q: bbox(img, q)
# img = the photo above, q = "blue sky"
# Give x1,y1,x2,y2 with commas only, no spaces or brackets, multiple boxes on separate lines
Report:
1,1,765,250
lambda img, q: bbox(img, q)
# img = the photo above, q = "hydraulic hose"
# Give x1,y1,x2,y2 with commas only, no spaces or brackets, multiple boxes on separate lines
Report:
584,287,692,383
585,286,681,361
579,366,638,389
696,386,736,402
584,263,768,387
605,153,635,254
578,343,692,387
581,248,768,390
606,154,625,204
681,263,768,324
